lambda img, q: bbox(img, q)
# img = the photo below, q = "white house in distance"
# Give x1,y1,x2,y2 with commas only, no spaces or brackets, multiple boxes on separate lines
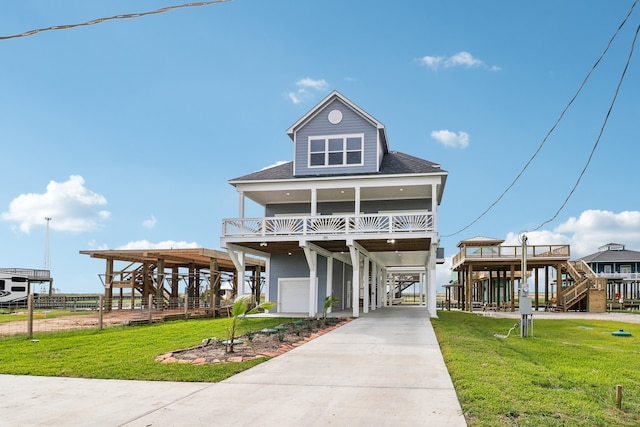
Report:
220,91,447,318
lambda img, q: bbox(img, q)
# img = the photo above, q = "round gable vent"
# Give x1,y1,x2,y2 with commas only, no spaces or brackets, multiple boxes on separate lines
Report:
328,109,343,124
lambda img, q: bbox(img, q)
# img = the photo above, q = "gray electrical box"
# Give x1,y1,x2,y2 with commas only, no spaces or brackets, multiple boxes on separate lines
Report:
519,295,532,315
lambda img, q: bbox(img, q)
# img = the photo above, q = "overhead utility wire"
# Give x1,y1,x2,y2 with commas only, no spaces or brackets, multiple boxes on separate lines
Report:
531,22,640,232
0,0,231,40
442,0,638,238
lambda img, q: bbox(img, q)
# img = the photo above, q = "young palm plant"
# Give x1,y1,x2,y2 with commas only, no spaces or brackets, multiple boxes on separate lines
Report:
322,295,340,320
226,295,276,353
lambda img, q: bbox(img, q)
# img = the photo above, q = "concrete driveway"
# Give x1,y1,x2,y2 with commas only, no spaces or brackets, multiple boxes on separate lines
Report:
0,306,466,426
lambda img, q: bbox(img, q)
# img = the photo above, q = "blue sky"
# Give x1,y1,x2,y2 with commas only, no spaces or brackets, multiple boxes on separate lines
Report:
1,0,640,293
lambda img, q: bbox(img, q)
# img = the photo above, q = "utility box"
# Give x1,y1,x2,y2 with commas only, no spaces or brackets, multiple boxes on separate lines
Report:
519,295,533,315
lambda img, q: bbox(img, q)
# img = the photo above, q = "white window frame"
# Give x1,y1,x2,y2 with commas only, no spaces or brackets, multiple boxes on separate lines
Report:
308,133,364,168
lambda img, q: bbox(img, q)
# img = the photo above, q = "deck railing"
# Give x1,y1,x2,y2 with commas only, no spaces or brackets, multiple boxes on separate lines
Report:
596,272,640,281
452,244,570,267
222,212,435,238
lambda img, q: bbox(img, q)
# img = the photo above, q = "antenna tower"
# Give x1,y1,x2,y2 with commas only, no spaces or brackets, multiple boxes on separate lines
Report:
43,217,52,270
43,217,52,293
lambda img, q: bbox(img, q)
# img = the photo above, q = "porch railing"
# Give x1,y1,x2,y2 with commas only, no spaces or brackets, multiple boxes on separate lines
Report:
452,244,570,267
222,212,435,238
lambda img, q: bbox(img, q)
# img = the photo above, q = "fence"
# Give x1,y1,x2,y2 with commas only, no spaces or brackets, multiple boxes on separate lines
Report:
0,294,220,338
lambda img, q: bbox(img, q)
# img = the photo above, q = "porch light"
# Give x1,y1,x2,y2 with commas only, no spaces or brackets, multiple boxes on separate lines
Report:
260,242,267,247
387,239,395,244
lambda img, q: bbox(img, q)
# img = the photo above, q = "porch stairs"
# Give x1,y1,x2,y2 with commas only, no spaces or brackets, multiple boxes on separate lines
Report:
555,260,604,312
387,274,420,304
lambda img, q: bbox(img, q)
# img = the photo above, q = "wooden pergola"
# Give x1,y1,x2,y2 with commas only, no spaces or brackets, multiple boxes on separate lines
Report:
79,248,266,314
450,237,571,312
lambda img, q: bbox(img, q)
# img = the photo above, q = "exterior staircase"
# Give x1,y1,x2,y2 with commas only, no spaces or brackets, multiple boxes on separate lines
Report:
556,260,606,311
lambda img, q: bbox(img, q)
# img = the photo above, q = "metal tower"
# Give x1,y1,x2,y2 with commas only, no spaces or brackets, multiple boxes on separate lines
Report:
43,217,52,293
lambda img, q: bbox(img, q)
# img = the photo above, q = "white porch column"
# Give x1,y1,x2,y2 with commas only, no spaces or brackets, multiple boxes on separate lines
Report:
371,262,377,311
349,246,360,317
238,190,245,218
431,183,438,231
377,266,384,308
311,188,318,216
363,256,370,314
326,256,333,313
428,244,438,317
226,247,245,298
354,186,361,215
419,273,425,306
303,247,318,318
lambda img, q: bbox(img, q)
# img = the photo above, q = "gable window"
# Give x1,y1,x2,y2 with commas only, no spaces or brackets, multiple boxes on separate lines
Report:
309,134,363,167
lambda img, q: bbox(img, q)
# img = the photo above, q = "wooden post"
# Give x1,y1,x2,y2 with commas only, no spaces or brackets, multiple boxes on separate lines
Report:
99,295,104,330
616,385,623,409
27,293,34,339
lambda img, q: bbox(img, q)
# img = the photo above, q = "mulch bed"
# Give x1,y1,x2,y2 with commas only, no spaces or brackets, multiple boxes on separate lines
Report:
156,317,352,365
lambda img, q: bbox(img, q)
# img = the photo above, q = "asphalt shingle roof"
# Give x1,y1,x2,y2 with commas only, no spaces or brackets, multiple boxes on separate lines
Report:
580,249,640,263
230,151,446,182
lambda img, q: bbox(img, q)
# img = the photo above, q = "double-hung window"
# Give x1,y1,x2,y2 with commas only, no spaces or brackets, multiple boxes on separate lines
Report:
309,134,363,167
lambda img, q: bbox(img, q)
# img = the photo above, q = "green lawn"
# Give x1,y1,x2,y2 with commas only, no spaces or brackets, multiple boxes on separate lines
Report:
2,310,639,425
433,311,640,427
0,316,293,382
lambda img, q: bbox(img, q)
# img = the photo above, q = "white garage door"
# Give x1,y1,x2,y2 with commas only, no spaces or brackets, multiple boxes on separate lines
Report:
279,278,310,313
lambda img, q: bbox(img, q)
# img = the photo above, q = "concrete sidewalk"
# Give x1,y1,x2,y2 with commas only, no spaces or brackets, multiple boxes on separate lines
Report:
0,306,466,426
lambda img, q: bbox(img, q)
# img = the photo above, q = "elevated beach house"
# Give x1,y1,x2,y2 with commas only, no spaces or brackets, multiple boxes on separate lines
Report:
580,243,640,307
220,91,447,318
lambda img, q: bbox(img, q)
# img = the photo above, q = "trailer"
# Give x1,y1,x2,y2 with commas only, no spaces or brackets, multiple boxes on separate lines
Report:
0,273,29,307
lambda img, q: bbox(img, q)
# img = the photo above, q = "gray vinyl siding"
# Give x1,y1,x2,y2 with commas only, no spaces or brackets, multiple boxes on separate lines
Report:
269,253,348,313
294,99,379,177
266,199,432,216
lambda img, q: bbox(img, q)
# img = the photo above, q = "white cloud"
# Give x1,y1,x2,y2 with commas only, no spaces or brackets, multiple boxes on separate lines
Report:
431,130,469,148
418,51,500,71
142,215,157,229
117,240,200,250
1,175,109,233
554,210,640,258
288,78,329,104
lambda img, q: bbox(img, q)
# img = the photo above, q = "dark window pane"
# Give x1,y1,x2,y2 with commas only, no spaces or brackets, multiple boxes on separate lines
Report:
11,286,26,292
310,153,325,166
346,137,361,150
328,152,343,165
328,138,343,151
310,139,325,152
346,151,361,164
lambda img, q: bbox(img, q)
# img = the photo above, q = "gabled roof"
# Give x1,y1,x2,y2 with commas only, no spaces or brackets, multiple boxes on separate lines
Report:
285,90,389,153
229,151,446,183
581,248,640,263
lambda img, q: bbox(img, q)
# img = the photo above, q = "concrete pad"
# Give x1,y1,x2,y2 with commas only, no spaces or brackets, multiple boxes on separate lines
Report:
0,306,467,426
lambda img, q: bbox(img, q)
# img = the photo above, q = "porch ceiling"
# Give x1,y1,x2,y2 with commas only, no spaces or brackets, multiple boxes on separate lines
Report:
243,184,433,206
234,237,432,268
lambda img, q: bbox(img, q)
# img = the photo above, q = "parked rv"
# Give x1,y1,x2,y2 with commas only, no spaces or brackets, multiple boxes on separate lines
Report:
0,273,29,307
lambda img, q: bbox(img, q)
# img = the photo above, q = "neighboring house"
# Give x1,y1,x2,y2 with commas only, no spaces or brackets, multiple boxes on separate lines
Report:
220,91,447,318
580,243,640,303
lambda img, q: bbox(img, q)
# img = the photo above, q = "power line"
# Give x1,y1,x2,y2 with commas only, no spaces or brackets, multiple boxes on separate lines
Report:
442,0,638,238
0,0,231,41
531,22,640,232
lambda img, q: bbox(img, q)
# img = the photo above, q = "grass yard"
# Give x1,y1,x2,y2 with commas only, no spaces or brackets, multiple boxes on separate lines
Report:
0,316,293,382
433,311,640,427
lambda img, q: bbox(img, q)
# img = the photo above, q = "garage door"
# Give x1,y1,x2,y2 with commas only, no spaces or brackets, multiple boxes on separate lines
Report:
279,278,309,313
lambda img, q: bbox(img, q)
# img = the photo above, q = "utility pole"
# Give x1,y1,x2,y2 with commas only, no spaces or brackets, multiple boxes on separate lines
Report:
520,234,533,337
